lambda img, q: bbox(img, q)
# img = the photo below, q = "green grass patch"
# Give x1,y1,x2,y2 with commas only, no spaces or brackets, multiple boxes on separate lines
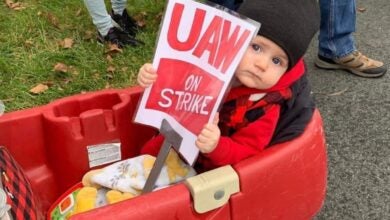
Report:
0,0,166,111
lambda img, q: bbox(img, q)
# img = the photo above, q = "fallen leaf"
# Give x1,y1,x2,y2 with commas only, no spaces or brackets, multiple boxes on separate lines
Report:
1,98,14,102
53,62,68,73
107,66,116,73
40,81,54,87
45,12,60,29
134,12,147,28
75,8,82,17
328,88,348,96
357,7,366,12
121,67,128,72
5,0,26,10
84,30,94,40
93,73,100,79
60,38,74,49
62,78,72,84
68,66,79,75
155,12,163,21
106,55,113,63
24,39,34,48
30,84,48,94
105,74,114,80
105,43,123,55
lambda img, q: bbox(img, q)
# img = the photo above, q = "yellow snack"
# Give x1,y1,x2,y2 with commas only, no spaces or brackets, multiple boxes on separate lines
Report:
143,155,156,178
165,150,189,182
106,190,134,204
82,169,103,188
73,187,97,214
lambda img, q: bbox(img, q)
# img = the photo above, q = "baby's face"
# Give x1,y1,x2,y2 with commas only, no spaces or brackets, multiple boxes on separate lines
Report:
234,35,288,90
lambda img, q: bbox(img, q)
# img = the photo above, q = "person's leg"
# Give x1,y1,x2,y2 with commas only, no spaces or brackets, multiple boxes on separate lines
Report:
111,0,127,15
83,0,113,36
83,0,140,47
316,0,387,77
111,0,139,36
318,0,356,59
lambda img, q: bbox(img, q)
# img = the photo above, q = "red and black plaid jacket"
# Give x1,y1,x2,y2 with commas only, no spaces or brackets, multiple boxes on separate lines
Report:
142,59,314,170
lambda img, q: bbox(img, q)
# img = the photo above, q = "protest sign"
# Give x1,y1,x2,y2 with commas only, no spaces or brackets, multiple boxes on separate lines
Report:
135,0,260,165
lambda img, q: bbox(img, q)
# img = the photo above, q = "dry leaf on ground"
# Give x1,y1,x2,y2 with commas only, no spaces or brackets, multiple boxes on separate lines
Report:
84,30,94,40
30,84,49,94
5,0,26,10
75,8,82,17
53,62,68,73
121,67,128,72
106,55,113,63
328,88,348,96
107,66,116,73
24,40,34,48
105,43,123,55
44,12,60,29
357,7,366,12
134,11,147,28
60,38,74,49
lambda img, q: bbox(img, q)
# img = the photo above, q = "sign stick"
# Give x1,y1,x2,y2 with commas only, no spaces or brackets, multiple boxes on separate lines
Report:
142,119,183,194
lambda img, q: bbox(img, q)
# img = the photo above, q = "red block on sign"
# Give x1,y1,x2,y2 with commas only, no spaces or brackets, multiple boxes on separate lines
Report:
146,58,224,134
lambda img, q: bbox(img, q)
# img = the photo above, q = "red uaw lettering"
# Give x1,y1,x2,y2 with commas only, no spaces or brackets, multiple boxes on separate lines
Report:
192,16,222,66
192,17,251,74
167,3,206,51
215,22,251,73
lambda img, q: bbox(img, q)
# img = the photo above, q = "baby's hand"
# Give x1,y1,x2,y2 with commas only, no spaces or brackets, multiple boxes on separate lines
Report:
137,63,157,88
195,114,220,154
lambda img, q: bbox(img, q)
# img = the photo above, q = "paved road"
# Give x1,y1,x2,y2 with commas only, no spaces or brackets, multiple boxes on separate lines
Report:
307,0,389,219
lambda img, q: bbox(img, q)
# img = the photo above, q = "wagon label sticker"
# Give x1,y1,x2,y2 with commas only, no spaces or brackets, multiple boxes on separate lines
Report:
135,0,260,164
87,142,121,168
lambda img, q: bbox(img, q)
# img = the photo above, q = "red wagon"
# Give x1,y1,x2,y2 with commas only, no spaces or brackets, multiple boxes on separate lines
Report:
0,87,327,219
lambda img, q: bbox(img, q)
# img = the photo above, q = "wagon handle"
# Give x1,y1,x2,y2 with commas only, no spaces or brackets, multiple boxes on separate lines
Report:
185,165,240,213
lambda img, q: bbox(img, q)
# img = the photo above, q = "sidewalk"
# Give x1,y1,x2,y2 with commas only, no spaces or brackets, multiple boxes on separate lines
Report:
307,0,389,219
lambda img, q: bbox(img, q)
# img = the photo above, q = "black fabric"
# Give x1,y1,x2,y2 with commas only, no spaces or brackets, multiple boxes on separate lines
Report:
238,0,320,70
0,146,39,220
269,69,315,145
218,88,292,137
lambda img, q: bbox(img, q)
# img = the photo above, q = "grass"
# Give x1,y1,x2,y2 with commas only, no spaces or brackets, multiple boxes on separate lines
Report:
0,0,166,112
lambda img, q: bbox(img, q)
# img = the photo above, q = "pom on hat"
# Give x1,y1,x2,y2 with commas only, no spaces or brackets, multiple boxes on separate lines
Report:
238,0,320,69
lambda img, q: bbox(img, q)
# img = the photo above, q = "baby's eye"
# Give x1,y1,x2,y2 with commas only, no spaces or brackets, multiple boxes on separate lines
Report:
272,57,282,65
251,43,262,53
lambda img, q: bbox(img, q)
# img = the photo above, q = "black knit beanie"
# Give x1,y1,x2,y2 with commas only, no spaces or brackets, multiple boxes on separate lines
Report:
238,0,320,69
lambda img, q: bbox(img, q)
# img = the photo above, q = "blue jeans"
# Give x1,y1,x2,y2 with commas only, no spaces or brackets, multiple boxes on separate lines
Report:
318,0,356,59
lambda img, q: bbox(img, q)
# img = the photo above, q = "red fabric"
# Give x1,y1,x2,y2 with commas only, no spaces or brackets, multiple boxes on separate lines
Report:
203,104,280,168
141,134,164,157
142,59,305,169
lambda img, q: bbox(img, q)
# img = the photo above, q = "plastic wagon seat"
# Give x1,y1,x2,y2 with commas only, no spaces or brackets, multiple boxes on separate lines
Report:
0,88,326,219
68,99,327,219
